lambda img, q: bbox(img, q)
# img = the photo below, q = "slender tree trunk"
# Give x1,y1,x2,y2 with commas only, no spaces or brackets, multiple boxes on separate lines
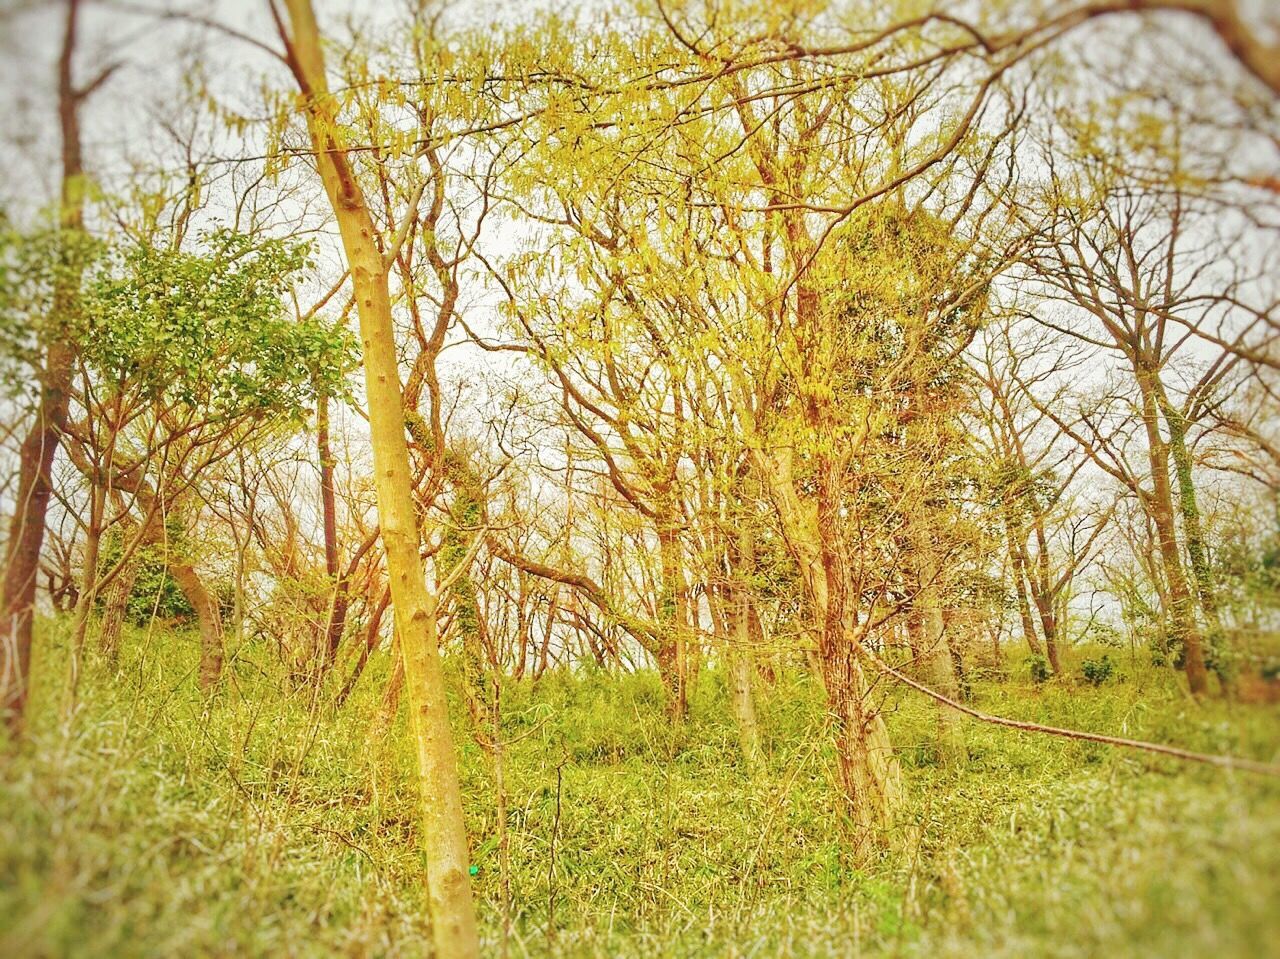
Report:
1023,541,1061,674
536,586,559,680
99,547,138,664
748,603,775,687
942,609,972,701
755,445,901,832
1,0,87,737
168,561,223,692
726,508,761,769
317,391,351,674
513,579,530,680
656,519,689,721
909,530,966,762
334,585,389,709
727,595,762,770
1006,524,1044,658
1162,399,1222,636
66,481,105,706
442,471,490,729
1137,367,1208,694
278,5,481,954
813,456,902,836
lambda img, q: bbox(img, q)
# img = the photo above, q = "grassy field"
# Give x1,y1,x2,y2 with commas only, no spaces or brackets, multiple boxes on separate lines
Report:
2,621,1278,958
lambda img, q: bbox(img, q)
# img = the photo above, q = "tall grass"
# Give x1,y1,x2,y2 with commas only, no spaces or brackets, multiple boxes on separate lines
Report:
2,621,1277,957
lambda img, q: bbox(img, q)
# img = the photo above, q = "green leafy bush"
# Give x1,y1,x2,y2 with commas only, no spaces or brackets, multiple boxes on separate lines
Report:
1029,654,1052,683
1081,655,1115,686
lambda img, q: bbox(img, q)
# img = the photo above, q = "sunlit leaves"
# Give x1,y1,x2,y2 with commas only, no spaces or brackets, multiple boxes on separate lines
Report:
0,217,102,398
81,229,356,422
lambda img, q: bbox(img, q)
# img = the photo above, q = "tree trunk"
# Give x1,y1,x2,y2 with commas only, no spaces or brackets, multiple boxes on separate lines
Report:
1137,367,1208,694
748,603,775,686
99,549,139,664
728,586,762,770
909,530,966,763
813,456,902,835
1006,524,1044,659
725,508,762,769
535,585,559,680
513,578,530,680
168,561,223,692
1162,399,1223,641
942,609,972,701
656,518,689,721
0,0,87,738
66,481,105,707
756,445,902,833
278,5,481,954
317,391,351,674
1023,541,1062,674
335,585,390,709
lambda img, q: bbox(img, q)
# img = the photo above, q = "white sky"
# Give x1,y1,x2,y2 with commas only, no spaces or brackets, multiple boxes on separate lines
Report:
0,0,1275,636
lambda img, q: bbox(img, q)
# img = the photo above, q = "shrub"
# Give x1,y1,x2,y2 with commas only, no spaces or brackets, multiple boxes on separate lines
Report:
1029,655,1052,683
1081,655,1115,686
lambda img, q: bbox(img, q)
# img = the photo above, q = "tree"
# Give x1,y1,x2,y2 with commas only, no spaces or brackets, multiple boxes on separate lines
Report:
55,228,350,698
0,0,111,737
273,3,481,955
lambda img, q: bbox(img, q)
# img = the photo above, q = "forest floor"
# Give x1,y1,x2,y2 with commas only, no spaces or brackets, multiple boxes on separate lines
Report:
2,621,1278,958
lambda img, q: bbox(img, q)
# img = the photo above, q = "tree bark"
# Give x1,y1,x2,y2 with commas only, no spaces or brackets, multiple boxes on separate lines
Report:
317,392,351,674
909,530,966,762
168,560,223,692
812,452,903,834
1161,398,1223,639
1137,366,1208,694
98,547,139,664
1022,540,1062,674
1,0,88,737
726,503,761,769
656,517,690,722
1006,523,1044,659
277,4,481,954
65,481,105,706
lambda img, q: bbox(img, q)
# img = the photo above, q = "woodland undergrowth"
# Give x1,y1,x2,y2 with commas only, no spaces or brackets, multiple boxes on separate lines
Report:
2,619,1277,958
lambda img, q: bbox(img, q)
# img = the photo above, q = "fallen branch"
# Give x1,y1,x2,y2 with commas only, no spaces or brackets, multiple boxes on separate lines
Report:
863,648,1280,777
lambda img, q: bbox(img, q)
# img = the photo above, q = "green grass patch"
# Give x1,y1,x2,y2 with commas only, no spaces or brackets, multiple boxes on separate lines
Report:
2,623,1277,957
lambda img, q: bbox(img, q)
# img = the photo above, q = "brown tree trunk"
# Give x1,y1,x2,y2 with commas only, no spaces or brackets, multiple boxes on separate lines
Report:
1161,396,1223,643
513,577,530,680
1023,540,1062,674
317,392,350,673
335,585,390,709
1006,525,1044,659
66,481,105,706
168,561,223,692
813,456,902,835
535,585,559,680
909,530,966,762
656,519,689,721
0,0,88,737
727,584,762,770
756,444,902,833
732,509,757,768
99,550,139,664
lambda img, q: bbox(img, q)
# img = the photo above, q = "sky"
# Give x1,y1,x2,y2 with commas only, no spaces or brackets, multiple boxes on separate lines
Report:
0,0,1275,634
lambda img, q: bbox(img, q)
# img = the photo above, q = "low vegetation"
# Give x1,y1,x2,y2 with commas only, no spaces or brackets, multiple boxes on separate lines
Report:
2,621,1276,958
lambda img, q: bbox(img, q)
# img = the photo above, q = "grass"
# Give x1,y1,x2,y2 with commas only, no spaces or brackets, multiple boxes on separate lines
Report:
1,620,1277,957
